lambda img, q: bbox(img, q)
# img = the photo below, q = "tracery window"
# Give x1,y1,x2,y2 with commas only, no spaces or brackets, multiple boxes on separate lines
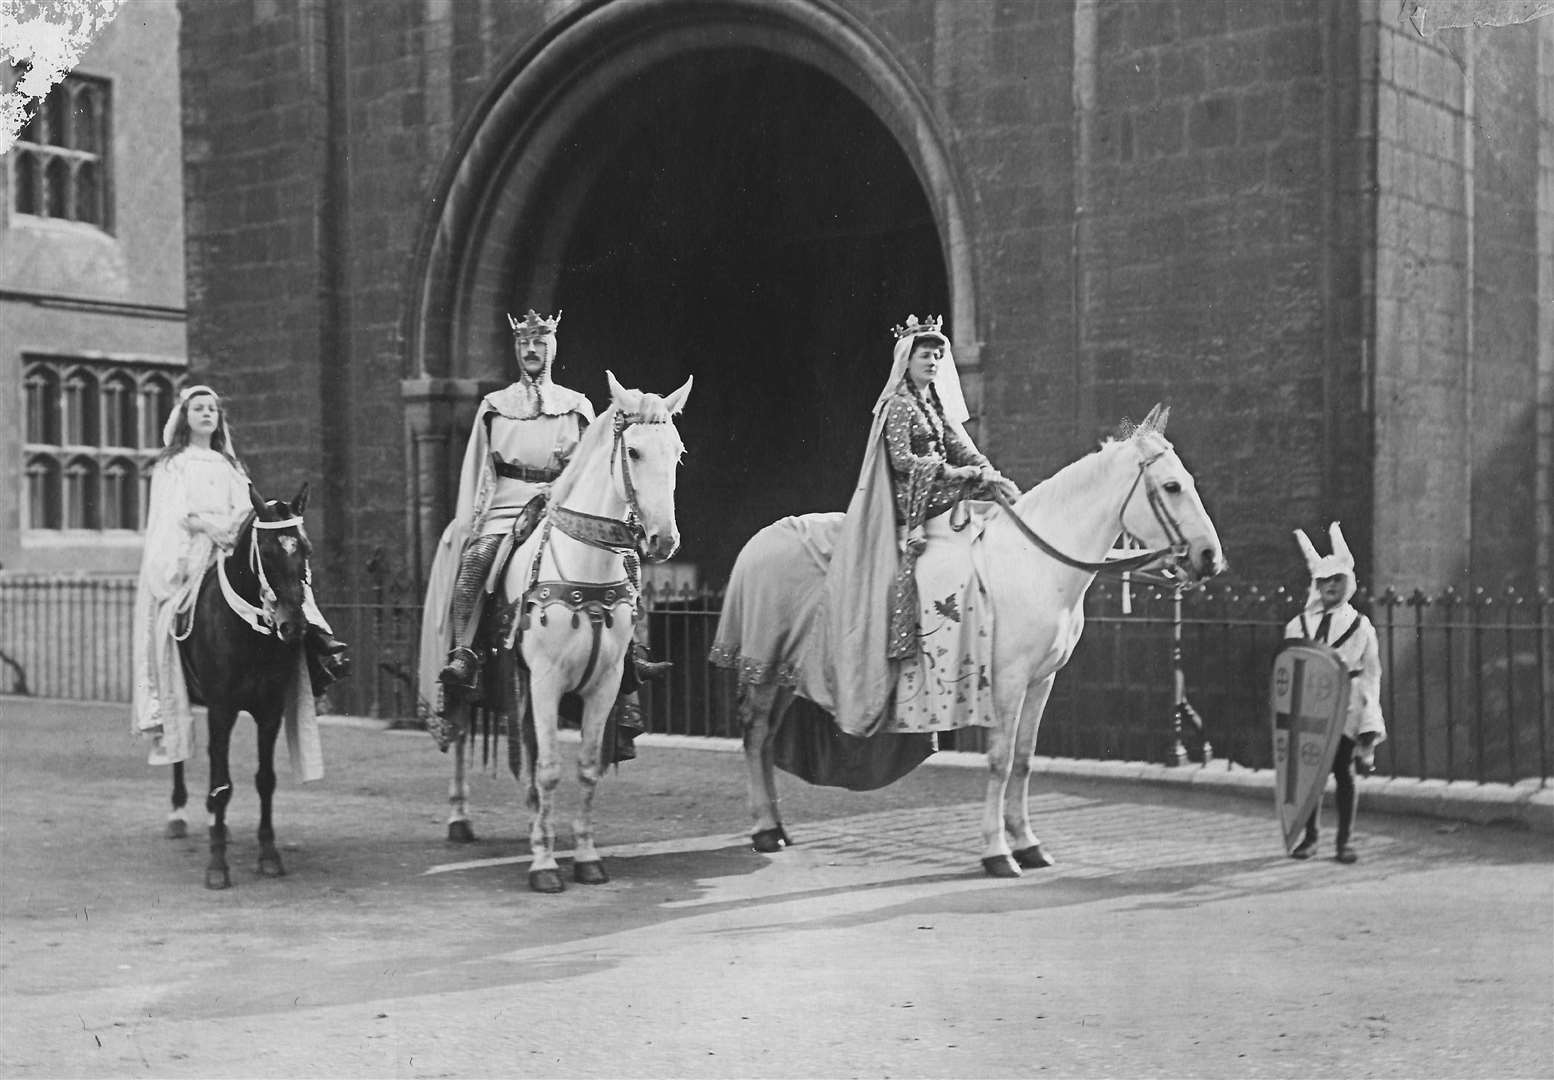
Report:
22,356,186,533
6,65,111,228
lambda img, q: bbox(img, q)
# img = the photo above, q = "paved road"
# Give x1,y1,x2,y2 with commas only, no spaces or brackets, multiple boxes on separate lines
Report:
2,700,1551,1079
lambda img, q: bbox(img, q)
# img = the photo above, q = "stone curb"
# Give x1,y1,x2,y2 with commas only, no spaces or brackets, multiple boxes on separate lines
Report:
336,716,1552,836
938,751,1549,834
13,700,1546,835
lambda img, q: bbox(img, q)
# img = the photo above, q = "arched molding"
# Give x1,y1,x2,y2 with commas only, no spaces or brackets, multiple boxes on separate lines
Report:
399,0,980,576
403,0,977,384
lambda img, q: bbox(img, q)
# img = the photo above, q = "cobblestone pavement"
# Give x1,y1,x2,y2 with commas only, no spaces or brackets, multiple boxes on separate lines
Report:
2,701,1551,1079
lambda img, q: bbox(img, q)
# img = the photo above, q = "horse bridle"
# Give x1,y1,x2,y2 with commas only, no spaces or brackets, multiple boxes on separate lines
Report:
217,512,306,636
993,442,1193,580
514,410,673,691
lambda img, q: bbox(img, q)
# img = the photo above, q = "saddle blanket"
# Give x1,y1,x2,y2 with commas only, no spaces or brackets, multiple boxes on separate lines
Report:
710,505,998,734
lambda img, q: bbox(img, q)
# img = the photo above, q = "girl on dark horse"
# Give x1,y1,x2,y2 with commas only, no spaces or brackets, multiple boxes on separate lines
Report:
131,386,348,883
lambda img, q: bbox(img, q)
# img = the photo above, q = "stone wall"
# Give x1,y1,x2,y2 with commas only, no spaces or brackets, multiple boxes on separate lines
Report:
177,0,1552,597
1372,13,1551,591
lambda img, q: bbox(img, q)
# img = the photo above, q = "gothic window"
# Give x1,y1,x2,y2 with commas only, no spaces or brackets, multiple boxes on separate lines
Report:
25,366,59,445
26,457,60,530
102,373,136,448
64,457,99,529
12,149,39,214
141,376,175,448
22,356,185,535
62,368,99,446
7,67,112,229
103,458,138,530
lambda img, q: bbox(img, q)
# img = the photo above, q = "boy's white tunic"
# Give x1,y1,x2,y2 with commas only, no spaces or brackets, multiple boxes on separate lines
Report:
1282,603,1386,743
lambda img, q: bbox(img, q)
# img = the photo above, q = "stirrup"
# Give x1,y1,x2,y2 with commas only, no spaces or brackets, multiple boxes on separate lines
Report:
439,646,481,690
614,700,646,736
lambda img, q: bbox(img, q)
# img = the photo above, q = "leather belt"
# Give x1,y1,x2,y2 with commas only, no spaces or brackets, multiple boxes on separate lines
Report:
492,453,560,483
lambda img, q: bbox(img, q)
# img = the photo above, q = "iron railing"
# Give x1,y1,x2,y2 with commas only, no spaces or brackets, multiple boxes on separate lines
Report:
3,573,1549,785
0,575,136,701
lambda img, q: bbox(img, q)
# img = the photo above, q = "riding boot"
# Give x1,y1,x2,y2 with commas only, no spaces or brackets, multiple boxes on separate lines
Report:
305,626,352,697
439,535,502,690
630,640,673,683
611,695,646,762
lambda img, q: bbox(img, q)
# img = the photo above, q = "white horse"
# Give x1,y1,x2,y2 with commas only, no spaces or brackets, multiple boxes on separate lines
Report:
500,371,691,893
720,405,1225,877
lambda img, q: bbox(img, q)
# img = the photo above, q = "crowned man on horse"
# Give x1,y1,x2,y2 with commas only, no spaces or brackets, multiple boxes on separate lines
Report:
416,310,671,842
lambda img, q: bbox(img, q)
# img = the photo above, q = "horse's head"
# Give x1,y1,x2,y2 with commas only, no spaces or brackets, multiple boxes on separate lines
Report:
245,483,313,644
1118,405,1227,583
606,370,692,562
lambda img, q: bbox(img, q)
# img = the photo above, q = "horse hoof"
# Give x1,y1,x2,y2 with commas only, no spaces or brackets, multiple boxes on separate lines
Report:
752,826,791,854
528,868,566,894
1012,844,1054,869
258,855,286,878
447,820,476,844
165,819,187,840
573,860,609,885
205,868,232,890
981,855,1022,879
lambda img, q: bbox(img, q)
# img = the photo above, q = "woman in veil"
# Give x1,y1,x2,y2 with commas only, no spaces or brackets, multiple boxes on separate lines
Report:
809,315,1017,737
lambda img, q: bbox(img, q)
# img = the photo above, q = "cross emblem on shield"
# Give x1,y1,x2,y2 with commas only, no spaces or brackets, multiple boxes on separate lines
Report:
1270,641,1350,854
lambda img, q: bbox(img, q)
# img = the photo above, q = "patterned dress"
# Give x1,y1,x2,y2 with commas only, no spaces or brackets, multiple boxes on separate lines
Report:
880,383,992,659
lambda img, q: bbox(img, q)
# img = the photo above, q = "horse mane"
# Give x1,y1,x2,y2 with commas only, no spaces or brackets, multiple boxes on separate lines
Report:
548,403,619,507
1020,436,1132,512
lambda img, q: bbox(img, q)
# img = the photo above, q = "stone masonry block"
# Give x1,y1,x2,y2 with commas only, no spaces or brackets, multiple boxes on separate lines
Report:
1189,96,1238,149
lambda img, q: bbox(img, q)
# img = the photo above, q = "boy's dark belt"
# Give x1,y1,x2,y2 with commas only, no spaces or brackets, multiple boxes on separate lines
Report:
491,454,561,483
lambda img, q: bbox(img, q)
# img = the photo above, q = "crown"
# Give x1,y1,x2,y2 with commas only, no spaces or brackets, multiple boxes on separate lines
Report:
507,309,562,337
891,313,944,340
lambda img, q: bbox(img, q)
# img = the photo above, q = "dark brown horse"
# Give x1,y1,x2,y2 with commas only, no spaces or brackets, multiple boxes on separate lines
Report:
168,484,316,889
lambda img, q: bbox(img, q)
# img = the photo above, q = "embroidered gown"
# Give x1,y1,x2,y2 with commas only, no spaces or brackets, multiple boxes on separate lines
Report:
880,383,992,659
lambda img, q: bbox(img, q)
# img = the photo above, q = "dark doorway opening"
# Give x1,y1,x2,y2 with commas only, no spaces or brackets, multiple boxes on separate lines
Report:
528,49,947,587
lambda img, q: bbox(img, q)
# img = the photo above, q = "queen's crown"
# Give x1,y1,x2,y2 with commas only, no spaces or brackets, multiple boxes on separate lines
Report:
891,313,944,340
507,309,562,337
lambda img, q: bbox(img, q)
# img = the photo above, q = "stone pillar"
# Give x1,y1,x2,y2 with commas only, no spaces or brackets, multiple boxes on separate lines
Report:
400,377,484,587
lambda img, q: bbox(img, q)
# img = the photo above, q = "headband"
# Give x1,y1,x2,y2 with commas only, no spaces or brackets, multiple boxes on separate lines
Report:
162,384,220,446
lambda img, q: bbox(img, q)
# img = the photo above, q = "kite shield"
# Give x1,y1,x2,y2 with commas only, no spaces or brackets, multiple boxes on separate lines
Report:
1270,641,1350,853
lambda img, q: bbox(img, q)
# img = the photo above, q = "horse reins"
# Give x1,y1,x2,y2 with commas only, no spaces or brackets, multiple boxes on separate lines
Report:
217,513,306,637
992,446,1191,578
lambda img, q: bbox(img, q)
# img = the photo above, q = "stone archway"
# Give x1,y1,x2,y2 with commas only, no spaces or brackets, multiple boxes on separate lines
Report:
403,0,977,586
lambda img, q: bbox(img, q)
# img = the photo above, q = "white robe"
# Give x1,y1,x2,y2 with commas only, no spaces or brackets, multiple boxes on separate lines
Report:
131,448,324,778
1283,603,1387,743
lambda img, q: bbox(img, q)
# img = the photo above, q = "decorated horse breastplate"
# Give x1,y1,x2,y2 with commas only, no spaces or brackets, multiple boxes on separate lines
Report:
518,580,636,631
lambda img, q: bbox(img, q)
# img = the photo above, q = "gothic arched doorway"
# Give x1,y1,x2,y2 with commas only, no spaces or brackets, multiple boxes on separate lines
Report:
405,1,974,588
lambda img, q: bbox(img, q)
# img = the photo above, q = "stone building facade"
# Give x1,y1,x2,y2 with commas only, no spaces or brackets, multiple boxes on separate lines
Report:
175,0,1553,604
1,6,189,575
